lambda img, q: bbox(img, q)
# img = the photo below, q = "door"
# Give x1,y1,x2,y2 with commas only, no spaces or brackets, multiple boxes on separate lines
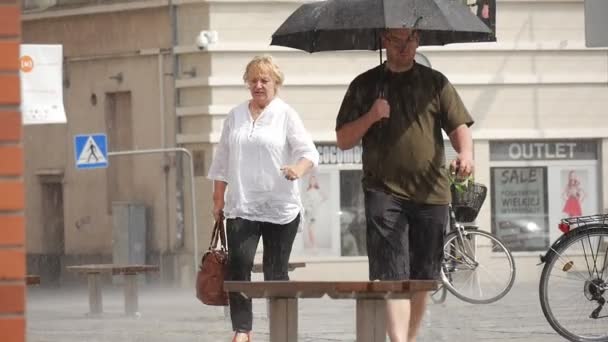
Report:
105,92,134,211
41,180,65,283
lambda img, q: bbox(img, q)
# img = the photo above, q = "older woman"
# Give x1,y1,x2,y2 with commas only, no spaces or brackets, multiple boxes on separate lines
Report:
207,55,319,342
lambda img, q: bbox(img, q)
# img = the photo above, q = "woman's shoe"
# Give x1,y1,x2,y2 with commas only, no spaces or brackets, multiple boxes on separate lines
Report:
232,331,251,342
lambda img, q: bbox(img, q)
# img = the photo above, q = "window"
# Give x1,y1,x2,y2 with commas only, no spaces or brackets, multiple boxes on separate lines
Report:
339,170,367,256
491,167,550,252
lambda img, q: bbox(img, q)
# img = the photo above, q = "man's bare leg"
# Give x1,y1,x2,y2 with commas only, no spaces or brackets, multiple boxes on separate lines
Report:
386,299,410,342
407,291,428,342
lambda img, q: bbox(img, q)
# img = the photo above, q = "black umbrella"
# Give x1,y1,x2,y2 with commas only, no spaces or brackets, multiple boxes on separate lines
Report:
271,0,495,54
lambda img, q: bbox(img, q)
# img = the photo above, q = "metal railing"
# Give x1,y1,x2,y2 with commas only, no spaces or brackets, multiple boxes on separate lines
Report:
108,147,199,274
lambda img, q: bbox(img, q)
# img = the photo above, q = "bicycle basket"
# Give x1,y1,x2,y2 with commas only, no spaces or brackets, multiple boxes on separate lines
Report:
451,182,488,222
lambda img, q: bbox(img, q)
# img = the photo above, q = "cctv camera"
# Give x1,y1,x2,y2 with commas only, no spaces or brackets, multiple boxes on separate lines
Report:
195,30,219,50
196,33,210,50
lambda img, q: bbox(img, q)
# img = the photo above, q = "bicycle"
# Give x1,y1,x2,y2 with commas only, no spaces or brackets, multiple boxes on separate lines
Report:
430,180,517,304
538,213,608,342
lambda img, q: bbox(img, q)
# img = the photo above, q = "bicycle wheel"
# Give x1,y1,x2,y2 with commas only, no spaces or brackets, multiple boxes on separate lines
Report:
539,227,608,342
441,228,516,304
430,283,448,304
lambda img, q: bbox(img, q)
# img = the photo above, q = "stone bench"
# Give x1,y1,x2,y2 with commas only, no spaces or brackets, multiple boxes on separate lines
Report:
66,264,159,317
224,280,438,342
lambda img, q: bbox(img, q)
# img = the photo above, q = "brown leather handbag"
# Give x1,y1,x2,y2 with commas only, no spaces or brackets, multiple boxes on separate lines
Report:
196,219,229,306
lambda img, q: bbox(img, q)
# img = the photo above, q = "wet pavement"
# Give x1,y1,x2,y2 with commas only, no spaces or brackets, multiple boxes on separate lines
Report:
27,281,564,342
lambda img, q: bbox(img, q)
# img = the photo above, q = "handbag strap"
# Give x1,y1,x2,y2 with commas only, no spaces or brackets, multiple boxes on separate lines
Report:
209,220,220,249
209,219,227,250
217,219,227,249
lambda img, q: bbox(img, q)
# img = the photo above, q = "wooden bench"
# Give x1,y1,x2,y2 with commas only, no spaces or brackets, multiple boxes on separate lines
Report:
66,264,159,317
26,275,40,286
224,280,438,342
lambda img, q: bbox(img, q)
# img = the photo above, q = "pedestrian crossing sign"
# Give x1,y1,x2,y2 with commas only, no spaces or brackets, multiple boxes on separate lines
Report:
74,134,108,169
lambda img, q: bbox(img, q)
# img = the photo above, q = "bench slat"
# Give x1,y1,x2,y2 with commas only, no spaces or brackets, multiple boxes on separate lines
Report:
26,275,40,285
66,264,159,275
224,280,438,299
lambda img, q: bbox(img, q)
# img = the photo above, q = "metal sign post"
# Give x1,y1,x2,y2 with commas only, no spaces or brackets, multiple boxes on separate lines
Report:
107,148,199,274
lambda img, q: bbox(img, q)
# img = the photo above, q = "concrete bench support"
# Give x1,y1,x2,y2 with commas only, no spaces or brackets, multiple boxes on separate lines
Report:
124,272,139,316
356,299,387,342
87,272,103,316
269,298,298,342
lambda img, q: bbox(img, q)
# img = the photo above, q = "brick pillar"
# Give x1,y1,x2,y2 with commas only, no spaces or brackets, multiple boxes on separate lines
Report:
0,2,26,342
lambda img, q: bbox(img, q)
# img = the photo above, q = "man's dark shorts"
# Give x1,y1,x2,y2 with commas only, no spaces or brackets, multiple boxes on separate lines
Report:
365,188,448,281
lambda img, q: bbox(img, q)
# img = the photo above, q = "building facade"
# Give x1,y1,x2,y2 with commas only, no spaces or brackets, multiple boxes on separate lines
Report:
21,0,608,285
21,1,182,284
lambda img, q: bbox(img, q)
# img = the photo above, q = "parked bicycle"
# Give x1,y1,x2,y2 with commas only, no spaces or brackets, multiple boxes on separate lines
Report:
431,179,516,304
539,213,608,342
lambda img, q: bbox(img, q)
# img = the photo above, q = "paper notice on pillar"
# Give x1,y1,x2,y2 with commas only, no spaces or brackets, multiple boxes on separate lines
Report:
19,44,67,125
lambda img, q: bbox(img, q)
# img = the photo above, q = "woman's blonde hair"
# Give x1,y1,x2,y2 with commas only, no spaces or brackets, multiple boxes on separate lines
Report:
243,55,284,90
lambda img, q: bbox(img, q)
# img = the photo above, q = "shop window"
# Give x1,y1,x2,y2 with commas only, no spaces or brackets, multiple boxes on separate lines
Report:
339,170,367,256
292,141,467,259
491,167,550,252
292,168,341,257
490,139,601,251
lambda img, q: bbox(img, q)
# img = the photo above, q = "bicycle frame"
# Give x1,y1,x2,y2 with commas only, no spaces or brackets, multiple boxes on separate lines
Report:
448,205,479,254
538,223,608,266
443,204,481,274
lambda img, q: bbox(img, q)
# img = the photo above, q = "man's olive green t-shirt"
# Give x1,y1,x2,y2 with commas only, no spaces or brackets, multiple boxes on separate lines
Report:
336,62,473,205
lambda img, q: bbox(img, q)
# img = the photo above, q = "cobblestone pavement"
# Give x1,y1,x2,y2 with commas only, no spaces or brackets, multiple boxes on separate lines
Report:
27,281,566,342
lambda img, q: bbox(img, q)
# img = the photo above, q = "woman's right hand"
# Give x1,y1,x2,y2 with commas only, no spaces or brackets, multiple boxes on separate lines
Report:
212,199,225,222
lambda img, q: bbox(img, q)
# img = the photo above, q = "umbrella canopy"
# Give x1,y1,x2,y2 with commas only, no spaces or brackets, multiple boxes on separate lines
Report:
271,0,495,52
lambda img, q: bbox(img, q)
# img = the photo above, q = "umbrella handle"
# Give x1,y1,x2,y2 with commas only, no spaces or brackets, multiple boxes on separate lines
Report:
378,71,387,99
376,49,387,100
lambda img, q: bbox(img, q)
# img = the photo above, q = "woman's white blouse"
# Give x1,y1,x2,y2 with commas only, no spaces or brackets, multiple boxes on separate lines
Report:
207,97,319,224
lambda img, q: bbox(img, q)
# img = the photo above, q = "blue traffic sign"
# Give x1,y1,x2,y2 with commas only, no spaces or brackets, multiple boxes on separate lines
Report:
74,134,108,169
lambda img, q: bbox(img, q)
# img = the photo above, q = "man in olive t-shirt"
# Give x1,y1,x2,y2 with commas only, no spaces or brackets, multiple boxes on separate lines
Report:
335,28,474,342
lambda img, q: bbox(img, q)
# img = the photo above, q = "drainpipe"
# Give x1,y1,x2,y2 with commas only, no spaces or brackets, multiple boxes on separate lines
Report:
165,0,187,286
168,0,186,252
158,49,172,284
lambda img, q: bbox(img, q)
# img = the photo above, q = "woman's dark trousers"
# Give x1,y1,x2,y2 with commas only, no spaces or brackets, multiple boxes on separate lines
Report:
226,215,300,332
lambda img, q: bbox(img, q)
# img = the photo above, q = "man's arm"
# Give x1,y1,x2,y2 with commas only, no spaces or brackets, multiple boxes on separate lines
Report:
336,113,375,150
448,124,474,177
336,99,389,150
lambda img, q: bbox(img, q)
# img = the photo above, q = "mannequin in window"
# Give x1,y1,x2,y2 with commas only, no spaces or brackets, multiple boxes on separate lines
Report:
562,170,585,217
301,173,327,252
